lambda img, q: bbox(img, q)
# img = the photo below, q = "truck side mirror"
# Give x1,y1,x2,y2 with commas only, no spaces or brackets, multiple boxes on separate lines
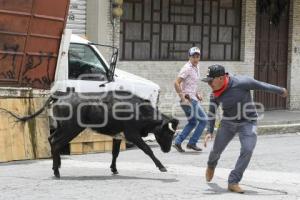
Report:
88,43,119,82
108,48,118,81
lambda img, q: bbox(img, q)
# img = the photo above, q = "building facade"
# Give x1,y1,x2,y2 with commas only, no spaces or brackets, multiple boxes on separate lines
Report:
68,0,300,113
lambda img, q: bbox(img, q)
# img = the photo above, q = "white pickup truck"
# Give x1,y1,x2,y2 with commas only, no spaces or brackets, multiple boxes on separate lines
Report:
51,30,160,108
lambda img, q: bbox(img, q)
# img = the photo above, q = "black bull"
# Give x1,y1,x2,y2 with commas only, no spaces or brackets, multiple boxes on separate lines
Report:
2,91,179,178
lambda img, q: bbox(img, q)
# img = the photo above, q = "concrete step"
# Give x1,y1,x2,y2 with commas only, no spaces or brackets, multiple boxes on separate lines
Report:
257,123,300,135
174,110,300,135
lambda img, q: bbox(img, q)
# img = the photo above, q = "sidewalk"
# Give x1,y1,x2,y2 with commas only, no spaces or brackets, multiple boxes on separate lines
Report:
258,110,300,125
176,110,300,135
257,110,300,135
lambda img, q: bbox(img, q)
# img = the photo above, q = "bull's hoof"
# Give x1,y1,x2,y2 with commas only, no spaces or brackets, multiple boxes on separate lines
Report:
111,168,119,175
112,170,119,175
53,169,60,179
159,167,167,172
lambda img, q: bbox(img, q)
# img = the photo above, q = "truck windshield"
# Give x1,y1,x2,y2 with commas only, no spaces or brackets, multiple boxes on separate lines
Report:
68,43,108,81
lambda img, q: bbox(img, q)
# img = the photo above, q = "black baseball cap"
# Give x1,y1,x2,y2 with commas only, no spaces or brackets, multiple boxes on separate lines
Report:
201,64,226,82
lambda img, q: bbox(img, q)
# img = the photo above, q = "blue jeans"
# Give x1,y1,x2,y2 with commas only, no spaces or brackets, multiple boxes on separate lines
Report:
175,99,208,145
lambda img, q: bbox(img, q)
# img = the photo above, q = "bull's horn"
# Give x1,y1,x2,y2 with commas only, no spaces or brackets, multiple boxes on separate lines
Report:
168,122,176,132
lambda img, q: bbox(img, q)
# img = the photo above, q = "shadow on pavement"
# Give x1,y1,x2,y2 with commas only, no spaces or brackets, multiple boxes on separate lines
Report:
58,175,179,183
204,183,259,195
204,183,288,196
204,183,229,194
125,142,160,151
0,159,45,166
181,151,207,155
242,183,288,196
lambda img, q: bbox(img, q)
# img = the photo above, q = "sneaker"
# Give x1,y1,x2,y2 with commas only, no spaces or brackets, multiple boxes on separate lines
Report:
206,166,215,182
173,143,185,152
228,184,244,194
186,144,202,151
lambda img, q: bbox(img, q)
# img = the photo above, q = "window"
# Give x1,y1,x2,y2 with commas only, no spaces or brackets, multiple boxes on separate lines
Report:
120,0,241,61
68,43,108,81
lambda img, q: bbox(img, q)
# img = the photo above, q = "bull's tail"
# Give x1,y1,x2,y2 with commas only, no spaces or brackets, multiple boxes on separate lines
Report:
0,96,53,122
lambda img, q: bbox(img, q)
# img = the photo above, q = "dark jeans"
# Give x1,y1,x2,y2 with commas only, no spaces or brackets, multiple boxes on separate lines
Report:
207,120,257,184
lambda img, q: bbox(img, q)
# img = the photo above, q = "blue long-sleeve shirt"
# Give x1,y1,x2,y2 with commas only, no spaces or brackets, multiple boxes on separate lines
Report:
207,75,285,133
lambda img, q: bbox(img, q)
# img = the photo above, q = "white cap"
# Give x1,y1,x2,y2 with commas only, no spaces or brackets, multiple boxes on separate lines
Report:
188,47,201,56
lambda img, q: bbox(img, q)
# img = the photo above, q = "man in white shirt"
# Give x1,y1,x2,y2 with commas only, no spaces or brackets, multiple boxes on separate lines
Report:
173,47,208,152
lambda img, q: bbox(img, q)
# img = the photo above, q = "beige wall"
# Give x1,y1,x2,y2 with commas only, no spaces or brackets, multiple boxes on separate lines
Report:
288,0,300,110
86,0,120,62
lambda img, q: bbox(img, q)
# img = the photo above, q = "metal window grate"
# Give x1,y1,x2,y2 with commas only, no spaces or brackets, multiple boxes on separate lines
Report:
120,0,241,61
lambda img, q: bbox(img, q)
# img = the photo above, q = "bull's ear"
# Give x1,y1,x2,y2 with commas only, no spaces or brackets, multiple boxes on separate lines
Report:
171,118,179,130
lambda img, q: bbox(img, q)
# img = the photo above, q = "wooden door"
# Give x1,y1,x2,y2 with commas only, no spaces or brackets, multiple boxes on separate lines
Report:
254,1,289,110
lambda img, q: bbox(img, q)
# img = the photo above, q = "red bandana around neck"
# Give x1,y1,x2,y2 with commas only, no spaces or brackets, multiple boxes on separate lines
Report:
213,76,229,97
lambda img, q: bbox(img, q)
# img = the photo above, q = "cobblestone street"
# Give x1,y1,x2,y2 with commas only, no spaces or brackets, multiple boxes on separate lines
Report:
1,133,300,200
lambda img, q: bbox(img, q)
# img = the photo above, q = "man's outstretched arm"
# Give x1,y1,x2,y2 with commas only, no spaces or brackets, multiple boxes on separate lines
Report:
242,76,288,97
